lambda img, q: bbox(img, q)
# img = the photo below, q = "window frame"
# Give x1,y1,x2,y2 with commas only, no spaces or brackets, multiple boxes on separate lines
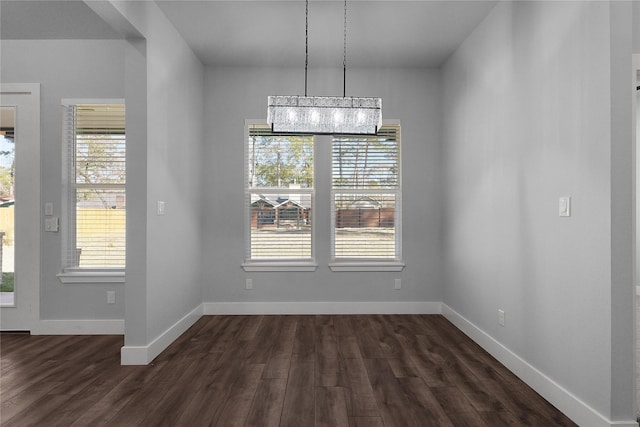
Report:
240,120,403,273
58,99,126,284
241,120,318,272
329,123,404,272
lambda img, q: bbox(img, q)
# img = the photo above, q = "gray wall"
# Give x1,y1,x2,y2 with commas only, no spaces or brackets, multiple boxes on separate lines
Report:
1,39,126,320
442,0,634,421
108,1,205,345
637,86,640,418
634,3,640,417
203,66,443,304
634,1,640,54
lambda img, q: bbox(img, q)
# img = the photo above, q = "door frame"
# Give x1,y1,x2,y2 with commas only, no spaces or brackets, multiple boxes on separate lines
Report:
0,83,41,331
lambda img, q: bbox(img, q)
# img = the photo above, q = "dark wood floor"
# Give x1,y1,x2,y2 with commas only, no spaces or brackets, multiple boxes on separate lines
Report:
0,315,576,426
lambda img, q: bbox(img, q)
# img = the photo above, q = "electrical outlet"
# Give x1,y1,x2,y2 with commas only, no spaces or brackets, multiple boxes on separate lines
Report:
498,309,505,327
107,291,116,304
394,279,401,290
44,202,54,216
245,279,253,290
44,217,59,232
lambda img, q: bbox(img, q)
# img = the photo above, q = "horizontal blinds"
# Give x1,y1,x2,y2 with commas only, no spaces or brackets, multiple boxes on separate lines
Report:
248,124,313,189
75,104,126,135
332,125,399,189
247,125,314,260
75,105,126,186
250,196,313,259
334,194,396,259
76,188,126,267
332,125,400,260
64,104,126,268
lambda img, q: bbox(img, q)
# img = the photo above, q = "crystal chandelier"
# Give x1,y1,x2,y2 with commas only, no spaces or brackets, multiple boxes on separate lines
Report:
267,0,382,135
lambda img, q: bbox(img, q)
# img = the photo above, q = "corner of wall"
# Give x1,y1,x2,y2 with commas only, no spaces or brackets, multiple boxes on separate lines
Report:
121,303,202,365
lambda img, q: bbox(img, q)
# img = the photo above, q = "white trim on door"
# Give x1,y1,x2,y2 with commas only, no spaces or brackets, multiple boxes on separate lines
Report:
0,84,41,331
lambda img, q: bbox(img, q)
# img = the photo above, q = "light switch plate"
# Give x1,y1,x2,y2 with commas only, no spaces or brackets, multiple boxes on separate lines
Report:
559,196,571,217
157,201,165,216
45,202,53,216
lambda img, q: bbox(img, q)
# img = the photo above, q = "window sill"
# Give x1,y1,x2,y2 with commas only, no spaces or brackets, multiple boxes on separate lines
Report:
57,270,125,284
241,261,318,272
329,261,405,272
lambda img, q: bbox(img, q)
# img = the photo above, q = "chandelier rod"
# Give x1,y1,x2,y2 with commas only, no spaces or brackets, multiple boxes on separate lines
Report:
266,0,381,135
304,0,348,98
305,0,309,97
343,0,347,98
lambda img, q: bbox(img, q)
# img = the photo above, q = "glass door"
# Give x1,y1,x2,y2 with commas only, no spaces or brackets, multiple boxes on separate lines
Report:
0,107,15,306
0,84,40,331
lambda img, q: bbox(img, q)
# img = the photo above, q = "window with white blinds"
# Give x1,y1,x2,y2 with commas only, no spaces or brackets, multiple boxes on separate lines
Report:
246,124,314,261
332,125,401,260
62,103,125,269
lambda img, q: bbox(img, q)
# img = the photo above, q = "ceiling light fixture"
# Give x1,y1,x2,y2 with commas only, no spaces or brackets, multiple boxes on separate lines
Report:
267,0,381,135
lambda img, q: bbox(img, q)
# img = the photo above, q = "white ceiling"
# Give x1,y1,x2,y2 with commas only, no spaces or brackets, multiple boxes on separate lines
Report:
0,1,121,40
1,0,497,68
157,1,497,68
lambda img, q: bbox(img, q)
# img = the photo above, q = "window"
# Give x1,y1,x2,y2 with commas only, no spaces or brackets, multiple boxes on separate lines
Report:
61,102,126,274
243,124,315,270
242,122,402,272
331,125,402,264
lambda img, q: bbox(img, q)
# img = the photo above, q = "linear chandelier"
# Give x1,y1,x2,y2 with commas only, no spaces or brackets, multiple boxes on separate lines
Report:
267,0,382,135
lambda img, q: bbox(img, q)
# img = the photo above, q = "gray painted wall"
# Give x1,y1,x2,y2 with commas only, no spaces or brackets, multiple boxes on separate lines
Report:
202,66,443,304
634,1,640,54
634,5,640,417
1,39,126,320
637,86,640,418
442,0,634,421
609,2,635,420
109,1,205,345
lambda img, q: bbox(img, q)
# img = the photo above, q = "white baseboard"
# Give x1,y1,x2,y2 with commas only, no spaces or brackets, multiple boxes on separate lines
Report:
203,301,443,315
442,304,639,427
32,319,125,335
120,304,203,365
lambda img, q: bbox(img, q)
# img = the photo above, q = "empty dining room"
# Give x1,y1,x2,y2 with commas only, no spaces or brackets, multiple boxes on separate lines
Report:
0,0,639,426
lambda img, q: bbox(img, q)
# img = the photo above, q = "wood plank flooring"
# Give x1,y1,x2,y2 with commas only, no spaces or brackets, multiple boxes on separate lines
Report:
0,315,577,426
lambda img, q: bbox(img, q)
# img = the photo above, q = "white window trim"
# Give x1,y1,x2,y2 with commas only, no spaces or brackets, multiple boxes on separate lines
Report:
241,261,318,272
330,121,403,270
57,269,125,284
328,261,405,272
242,120,317,272
59,99,126,282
